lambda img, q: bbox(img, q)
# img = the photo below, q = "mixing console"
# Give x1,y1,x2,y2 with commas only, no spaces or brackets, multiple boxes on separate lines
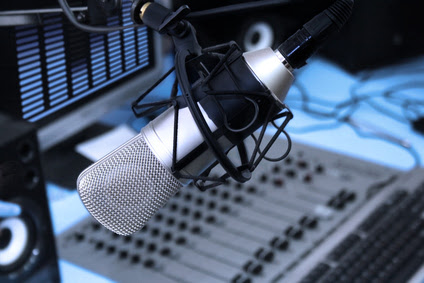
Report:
58,136,400,282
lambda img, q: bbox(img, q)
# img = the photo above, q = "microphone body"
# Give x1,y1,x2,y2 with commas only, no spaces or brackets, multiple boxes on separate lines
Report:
77,47,294,235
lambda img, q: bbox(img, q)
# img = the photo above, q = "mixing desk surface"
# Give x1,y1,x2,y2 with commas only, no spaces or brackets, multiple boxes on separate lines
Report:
289,168,424,283
57,135,408,283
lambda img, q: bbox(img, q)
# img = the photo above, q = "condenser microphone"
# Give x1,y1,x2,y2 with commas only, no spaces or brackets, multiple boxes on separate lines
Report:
77,0,354,235
78,46,295,235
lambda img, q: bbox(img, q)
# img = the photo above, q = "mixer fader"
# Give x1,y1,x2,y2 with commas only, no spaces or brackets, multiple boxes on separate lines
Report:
58,136,399,282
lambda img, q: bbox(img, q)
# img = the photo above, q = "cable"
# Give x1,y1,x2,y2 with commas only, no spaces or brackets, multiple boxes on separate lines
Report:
277,0,354,69
290,81,375,120
288,122,343,134
290,74,424,124
285,62,424,169
352,80,424,124
58,0,302,33
187,0,297,19
60,0,354,36
57,0,140,33
346,118,421,168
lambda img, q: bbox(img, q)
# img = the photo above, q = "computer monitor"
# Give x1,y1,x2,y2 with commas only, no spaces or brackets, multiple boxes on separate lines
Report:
0,0,163,151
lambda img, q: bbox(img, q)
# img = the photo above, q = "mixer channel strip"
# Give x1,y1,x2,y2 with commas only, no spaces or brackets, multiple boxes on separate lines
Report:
58,139,399,283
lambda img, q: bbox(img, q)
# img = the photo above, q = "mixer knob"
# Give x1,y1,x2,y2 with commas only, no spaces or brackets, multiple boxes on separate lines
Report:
285,226,303,239
285,169,297,178
255,247,274,262
297,160,308,169
243,260,263,275
270,237,289,250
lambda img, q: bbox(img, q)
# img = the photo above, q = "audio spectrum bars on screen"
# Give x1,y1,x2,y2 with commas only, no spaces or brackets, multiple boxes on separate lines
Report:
0,0,155,124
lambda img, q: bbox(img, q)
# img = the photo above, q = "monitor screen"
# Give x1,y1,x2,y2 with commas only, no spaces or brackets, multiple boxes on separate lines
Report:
0,0,163,150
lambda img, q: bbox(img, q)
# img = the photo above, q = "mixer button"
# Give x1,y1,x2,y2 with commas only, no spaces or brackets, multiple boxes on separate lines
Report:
160,247,171,257
181,207,190,215
74,232,85,242
191,226,202,234
220,205,231,214
255,247,274,262
151,228,160,236
131,255,140,264
178,221,188,231
297,160,308,169
193,211,203,220
208,201,217,209
315,164,325,174
147,243,157,252
119,250,128,259
273,178,284,187
95,241,104,250
247,186,257,194
166,217,176,226
175,236,187,245
285,226,303,239
270,237,289,250
221,191,231,200
154,213,163,221
106,245,116,254
195,197,204,206
231,274,252,283
299,216,318,229
303,174,313,183
233,195,244,204
184,193,192,201
205,215,217,224
135,239,144,247
243,261,263,275
91,222,101,231
163,232,172,241
144,259,155,268
285,169,297,178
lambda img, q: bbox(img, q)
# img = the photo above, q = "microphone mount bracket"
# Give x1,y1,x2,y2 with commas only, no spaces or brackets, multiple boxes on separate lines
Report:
133,3,294,190
132,41,293,191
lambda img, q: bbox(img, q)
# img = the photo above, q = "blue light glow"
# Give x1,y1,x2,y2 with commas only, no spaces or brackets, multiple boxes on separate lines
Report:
22,94,43,107
20,80,42,93
23,106,44,119
22,100,44,113
21,87,43,100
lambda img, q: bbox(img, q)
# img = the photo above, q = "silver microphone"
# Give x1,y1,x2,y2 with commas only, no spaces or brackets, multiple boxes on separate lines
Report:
77,47,294,235
77,0,353,235
78,100,224,235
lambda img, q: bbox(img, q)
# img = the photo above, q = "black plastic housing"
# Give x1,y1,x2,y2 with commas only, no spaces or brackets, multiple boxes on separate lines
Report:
277,0,353,69
189,49,279,145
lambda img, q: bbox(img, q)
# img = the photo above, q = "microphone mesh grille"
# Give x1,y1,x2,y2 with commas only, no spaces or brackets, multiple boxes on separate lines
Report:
77,134,182,235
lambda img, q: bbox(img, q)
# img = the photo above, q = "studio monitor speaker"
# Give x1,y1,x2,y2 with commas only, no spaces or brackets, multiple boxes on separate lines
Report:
0,114,59,283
